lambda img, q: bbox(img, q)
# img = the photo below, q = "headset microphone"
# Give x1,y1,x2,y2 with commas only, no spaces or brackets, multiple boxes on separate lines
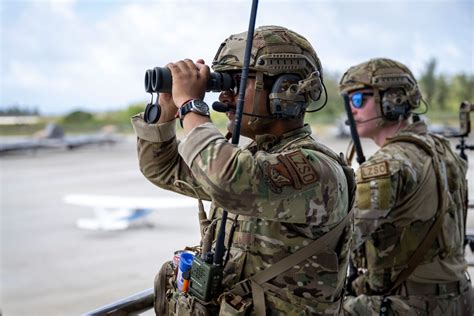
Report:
344,116,383,126
212,102,271,119
212,102,231,113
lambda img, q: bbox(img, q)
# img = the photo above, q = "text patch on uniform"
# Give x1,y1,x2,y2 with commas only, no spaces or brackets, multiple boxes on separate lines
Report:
274,151,318,190
360,161,389,180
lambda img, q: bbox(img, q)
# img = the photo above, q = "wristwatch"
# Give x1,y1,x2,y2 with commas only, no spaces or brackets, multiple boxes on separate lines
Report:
178,99,210,125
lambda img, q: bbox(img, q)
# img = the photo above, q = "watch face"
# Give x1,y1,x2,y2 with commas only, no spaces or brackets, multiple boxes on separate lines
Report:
179,100,210,120
192,100,209,115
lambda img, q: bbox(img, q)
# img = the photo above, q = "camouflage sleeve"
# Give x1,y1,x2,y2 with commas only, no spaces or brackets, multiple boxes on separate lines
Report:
179,123,348,224
131,113,211,200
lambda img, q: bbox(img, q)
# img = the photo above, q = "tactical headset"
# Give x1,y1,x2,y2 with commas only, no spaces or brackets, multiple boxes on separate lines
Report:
267,71,323,119
380,88,415,121
376,75,422,121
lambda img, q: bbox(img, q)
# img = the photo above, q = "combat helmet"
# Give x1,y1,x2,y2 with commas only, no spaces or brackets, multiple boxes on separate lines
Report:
212,25,323,120
339,58,422,121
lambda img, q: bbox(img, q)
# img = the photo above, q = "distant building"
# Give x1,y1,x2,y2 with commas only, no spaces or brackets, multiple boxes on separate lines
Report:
0,116,40,125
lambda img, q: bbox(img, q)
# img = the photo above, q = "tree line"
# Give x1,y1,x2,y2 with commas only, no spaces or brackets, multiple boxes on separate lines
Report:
419,58,473,113
312,57,473,123
1,58,471,126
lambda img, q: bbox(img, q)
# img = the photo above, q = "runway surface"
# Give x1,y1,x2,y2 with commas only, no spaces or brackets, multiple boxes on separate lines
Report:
1,131,473,315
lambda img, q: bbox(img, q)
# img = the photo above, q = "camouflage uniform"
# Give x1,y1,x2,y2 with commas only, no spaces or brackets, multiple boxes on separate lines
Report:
132,26,354,315
339,58,473,315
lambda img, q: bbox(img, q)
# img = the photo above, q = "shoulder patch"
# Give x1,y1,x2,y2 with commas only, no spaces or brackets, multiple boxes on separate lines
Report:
360,161,389,180
278,151,318,188
262,151,318,193
262,160,294,193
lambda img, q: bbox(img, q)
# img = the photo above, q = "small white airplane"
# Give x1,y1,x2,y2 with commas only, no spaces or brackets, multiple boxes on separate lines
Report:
63,194,205,231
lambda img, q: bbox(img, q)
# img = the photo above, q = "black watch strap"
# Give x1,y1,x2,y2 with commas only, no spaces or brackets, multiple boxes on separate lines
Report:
178,99,210,127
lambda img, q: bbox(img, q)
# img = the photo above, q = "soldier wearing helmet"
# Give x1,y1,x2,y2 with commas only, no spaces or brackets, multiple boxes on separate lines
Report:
132,25,355,315
339,58,473,315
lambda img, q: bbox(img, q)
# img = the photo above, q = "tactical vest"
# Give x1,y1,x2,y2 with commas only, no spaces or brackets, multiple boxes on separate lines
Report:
207,134,356,314
201,135,355,314
354,131,468,293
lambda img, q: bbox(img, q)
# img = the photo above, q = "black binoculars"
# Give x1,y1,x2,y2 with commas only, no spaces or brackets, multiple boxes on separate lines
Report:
144,67,235,93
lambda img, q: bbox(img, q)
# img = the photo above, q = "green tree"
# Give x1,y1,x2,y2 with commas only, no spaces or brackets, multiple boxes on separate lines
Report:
420,58,437,108
0,104,40,116
62,110,94,124
126,102,146,118
452,74,474,101
434,75,449,111
305,71,343,124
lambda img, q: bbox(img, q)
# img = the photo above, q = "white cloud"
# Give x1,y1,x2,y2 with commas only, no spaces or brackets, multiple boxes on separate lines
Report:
1,0,472,114
47,0,77,19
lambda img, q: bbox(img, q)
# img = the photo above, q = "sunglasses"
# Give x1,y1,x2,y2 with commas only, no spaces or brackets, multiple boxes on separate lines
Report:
350,91,374,108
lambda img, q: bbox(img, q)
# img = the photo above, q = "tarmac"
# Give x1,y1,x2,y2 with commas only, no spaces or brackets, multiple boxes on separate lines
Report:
1,130,473,315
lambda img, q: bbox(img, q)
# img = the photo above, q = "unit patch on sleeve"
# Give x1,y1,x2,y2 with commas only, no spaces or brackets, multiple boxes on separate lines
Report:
360,161,390,180
278,151,318,190
262,160,294,193
262,151,318,193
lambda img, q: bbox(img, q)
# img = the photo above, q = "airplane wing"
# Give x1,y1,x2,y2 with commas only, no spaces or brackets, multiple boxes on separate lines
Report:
0,139,42,153
0,124,121,155
63,194,206,231
62,134,119,149
63,194,200,209
0,138,63,154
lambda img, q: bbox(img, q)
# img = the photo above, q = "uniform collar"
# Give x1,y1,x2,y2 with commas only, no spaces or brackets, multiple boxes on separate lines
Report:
395,120,428,136
251,124,312,151
383,121,428,147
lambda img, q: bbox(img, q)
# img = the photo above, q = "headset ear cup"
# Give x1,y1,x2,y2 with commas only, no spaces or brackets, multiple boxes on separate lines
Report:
269,74,306,118
382,99,395,121
382,100,411,121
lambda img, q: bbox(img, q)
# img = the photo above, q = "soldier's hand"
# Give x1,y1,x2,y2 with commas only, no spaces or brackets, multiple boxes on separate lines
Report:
169,59,209,108
157,91,177,122
156,62,179,122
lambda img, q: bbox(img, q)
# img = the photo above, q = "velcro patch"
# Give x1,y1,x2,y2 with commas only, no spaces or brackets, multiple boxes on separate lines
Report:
360,161,389,180
263,151,318,193
262,160,294,193
278,151,318,189
357,182,371,209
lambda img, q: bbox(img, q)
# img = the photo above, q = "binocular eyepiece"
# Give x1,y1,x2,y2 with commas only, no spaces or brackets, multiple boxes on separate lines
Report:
144,67,235,93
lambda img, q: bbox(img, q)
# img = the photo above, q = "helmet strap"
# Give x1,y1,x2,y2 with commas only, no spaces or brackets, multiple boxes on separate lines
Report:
248,71,268,130
373,89,388,127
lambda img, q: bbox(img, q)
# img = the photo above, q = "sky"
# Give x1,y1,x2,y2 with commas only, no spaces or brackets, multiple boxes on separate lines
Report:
1,0,473,115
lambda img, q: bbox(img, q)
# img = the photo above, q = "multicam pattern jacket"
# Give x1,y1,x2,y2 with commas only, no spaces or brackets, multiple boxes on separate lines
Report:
132,115,353,314
352,121,469,293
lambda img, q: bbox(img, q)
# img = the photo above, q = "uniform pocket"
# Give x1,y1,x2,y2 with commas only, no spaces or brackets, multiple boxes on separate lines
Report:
170,292,219,316
356,177,393,215
219,293,252,316
264,288,307,316
154,260,175,315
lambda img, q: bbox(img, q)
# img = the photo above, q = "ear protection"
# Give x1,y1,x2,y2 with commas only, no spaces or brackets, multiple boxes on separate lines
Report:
380,87,422,121
267,72,322,119
381,89,411,121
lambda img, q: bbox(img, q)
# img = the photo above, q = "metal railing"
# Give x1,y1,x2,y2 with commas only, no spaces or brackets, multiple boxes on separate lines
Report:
83,288,153,315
